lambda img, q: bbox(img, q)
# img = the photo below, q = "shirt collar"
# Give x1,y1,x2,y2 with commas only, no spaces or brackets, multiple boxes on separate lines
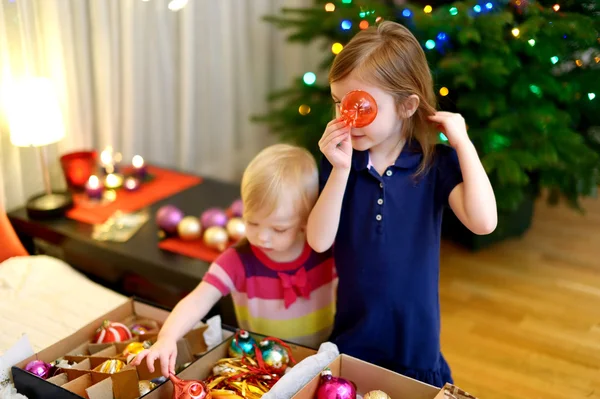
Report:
353,139,423,171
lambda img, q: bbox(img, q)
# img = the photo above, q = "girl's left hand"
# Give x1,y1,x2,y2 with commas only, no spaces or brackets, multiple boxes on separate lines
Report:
428,111,470,149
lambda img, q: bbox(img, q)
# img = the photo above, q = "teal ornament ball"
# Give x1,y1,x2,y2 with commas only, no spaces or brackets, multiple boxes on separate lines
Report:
228,330,256,358
259,339,290,374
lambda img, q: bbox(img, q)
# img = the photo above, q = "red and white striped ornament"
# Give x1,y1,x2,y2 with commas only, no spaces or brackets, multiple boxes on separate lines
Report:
94,320,132,343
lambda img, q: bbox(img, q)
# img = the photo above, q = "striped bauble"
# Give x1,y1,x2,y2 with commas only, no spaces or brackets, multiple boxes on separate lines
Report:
94,320,132,343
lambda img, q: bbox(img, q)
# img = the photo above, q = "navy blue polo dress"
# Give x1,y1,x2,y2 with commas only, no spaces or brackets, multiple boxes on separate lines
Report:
320,141,463,388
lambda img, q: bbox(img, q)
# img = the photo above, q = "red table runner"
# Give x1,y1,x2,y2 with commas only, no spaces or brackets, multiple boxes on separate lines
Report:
158,238,236,263
66,166,202,225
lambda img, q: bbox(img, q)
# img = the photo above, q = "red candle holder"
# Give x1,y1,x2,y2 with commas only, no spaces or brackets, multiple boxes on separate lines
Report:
60,151,98,192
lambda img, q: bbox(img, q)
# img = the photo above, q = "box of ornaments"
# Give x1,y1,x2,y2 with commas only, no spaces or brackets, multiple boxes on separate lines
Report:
11,298,231,399
144,330,318,399
141,335,479,399
292,354,479,399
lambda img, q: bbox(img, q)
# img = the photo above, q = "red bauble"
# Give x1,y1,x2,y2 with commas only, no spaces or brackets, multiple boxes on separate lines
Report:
94,320,133,343
316,369,356,399
169,374,211,399
340,90,378,128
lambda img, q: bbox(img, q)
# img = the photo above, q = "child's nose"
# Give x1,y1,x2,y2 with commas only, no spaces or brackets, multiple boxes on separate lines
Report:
258,229,270,242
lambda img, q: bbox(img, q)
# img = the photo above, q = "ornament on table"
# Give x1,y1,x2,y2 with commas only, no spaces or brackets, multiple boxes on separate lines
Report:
177,216,202,240
94,320,133,343
132,155,148,179
100,145,122,174
257,338,293,374
201,208,229,229
24,360,52,379
169,373,211,399
316,368,356,399
156,205,185,235
95,359,125,374
225,217,245,241
124,176,141,192
228,330,257,358
363,391,391,399
104,173,124,189
230,199,243,217
85,175,104,200
203,226,229,252
129,319,160,336
340,90,378,128
122,340,152,357
139,380,158,395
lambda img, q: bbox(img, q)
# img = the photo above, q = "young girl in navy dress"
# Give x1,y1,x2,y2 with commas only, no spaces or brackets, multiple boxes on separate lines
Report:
307,21,497,387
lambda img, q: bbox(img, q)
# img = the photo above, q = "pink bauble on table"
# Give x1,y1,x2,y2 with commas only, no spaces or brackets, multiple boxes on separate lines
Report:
200,207,228,228
123,176,141,192
156,205,185,235
230,199,243,217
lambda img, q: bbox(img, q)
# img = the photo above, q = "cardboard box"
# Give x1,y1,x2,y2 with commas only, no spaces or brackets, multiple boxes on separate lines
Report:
145,333,318,399
12,298,231,399
293,355,478,399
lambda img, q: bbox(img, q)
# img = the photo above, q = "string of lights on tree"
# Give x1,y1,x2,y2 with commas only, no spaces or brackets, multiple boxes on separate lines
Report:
297,0,597,125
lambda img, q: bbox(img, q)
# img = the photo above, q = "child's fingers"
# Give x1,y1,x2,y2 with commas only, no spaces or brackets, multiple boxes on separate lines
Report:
320,123,349,147
321,129,349,150
130,351,145,366
146,351,158,373
160,352,170,377
169,352,177,375
326,117,345,127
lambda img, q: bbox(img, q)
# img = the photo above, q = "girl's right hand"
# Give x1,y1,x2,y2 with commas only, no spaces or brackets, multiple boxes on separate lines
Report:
130,337,178,377
319,118,352,170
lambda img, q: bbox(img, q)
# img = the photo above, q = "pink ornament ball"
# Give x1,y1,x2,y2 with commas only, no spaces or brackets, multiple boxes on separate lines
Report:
200,208,228,229
316,369,356,399
25,360,53,379
230,199,243,217
156,205,185,235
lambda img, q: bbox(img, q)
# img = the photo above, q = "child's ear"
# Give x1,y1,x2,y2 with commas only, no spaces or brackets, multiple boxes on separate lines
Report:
399,95,420,119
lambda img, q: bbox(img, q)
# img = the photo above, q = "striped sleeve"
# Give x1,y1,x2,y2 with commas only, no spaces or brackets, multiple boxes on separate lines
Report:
202,248,245,295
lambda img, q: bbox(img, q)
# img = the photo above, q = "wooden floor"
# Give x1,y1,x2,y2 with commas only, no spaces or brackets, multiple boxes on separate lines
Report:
440,194,600,399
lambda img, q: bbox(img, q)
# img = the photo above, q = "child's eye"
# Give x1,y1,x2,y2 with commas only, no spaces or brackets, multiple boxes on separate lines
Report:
247,222,258,227
274,228,288,233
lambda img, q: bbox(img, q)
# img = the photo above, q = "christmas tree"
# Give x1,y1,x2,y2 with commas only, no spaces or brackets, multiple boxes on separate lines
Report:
255,0,600,246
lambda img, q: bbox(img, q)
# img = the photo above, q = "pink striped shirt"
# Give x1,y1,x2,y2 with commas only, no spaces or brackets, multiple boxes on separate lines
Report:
203,239,336,348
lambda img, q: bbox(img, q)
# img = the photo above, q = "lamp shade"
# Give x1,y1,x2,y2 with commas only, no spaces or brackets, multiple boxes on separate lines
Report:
7,77,65,147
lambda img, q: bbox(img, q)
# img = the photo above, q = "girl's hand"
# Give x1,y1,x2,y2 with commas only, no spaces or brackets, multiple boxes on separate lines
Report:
130,337,178,377
428,112,470,150
319,117,352,171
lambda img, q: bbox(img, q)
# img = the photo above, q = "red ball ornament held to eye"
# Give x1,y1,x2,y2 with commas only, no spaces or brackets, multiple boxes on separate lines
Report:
340,90,378,128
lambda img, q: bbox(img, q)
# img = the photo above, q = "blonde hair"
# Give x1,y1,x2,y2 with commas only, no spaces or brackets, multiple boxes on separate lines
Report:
241,144,318,222
329,21,437,175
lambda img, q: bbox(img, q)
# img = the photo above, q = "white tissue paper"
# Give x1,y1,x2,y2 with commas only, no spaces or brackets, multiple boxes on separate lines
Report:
202,315,223,351
263,342,340,399
0,385,28,399
0,335,34,387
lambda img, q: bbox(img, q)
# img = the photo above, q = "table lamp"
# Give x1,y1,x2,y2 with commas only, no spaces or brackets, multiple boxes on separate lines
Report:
7,77,73,218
